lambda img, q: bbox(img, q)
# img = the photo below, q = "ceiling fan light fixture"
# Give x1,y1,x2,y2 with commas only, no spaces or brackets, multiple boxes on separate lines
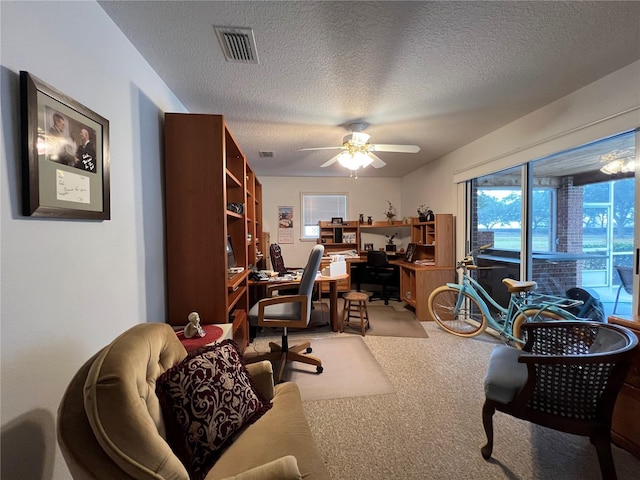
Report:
337,151,361,170
355,151,373,168
599,148,635,174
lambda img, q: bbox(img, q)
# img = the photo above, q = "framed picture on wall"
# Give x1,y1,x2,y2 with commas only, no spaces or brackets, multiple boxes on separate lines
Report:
364,243,374,251
20,71,110,219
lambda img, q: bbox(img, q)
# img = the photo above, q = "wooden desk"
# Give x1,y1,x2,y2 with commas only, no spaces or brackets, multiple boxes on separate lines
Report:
608,314,640,459
250,274,348,332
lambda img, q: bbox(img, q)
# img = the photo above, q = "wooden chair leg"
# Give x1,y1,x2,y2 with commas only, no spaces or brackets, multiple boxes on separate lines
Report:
591,434,617,480
340,300,349,333
481,401,495,460
359,301,367,336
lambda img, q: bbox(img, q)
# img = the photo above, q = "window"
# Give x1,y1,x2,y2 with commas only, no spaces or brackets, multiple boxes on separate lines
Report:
301,193,347,240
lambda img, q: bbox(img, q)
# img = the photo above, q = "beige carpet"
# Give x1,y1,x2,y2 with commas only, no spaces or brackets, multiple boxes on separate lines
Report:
354,304,428,338
275,336,395,402
298,301,428,338
301,323,640,480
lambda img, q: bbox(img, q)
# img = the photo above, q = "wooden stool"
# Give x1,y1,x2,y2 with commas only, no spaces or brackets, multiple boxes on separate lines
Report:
340,291,370,336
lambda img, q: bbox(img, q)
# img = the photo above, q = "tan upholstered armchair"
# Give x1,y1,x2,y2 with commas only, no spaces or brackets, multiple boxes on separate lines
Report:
57,322,330,479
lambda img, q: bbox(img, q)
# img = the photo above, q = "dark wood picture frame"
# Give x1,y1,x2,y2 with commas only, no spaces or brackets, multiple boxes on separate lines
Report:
20,71,110,219
331,217,343,224
364,243,374,251
404,243,417,262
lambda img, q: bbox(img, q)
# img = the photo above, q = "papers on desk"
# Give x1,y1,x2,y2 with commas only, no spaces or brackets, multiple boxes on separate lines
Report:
414,258,435,266
322,249,359,258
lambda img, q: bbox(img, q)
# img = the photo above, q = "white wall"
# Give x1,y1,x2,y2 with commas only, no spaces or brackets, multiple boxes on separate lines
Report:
0,2,186,479
260,176,406,266
401,60,640,260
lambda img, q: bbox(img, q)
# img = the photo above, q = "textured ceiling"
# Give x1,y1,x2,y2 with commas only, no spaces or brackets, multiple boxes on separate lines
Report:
98,1,640,178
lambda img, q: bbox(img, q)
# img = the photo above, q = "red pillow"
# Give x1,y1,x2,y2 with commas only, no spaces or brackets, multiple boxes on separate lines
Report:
156,340,271,480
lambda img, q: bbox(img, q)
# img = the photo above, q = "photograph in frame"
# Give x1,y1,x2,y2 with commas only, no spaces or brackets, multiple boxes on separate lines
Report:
20,71,110,219
404,243,417,262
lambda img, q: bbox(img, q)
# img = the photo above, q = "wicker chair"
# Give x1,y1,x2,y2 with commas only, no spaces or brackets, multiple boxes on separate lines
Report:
482,321,638,480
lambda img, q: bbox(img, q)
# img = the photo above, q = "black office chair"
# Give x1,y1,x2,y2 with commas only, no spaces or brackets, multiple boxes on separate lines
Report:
365,250,400,305
270,243,320,302
270,243,301,275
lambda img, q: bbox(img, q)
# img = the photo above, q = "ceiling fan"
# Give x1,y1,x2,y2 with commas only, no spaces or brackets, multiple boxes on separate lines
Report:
299,123,420,174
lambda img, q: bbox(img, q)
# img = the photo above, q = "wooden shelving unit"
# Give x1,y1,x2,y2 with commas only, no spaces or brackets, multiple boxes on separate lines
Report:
164,113,260,351
318,220,360,254
409,214,455,266
317,221,359,293
246,164,263,269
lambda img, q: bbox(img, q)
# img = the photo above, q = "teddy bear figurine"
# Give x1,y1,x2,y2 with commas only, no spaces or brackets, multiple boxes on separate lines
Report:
184,311,206,339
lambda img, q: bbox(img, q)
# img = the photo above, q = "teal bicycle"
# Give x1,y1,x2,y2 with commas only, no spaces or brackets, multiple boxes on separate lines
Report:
427,245,582,344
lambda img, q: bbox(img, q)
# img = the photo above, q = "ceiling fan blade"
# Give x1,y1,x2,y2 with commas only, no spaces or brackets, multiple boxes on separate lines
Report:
298,146,344,151
368,153,386,169
371,144,420,153
320,153,341,167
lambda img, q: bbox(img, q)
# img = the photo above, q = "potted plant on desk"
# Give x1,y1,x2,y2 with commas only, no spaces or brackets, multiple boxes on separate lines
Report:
385,232,398,252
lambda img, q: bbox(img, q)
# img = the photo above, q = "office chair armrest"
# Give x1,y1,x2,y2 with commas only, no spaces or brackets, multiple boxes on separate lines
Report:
266,282,299,296
245,361,275,401
258,294,309,329
258,294,307,308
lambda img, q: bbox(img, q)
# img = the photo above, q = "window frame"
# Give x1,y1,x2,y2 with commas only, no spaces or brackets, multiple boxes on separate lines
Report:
300,192,348,241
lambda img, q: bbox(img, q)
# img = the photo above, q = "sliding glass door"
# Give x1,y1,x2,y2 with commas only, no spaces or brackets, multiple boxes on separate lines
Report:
470,166,524,310
469,131,636,319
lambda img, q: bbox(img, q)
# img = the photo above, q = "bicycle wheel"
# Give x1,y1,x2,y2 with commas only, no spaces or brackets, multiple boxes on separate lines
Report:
428,286,487,337
512,308,569,343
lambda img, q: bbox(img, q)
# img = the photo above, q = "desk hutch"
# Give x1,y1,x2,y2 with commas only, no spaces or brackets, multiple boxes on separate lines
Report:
317,214,455,320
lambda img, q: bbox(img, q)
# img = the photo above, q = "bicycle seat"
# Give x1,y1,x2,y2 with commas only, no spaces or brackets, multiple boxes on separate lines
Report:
502,278,537,293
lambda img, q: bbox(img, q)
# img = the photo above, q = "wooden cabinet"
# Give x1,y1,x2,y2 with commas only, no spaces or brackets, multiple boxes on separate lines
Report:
608,315,640,459
164,113,259,351
399,266,455,321
398,214,456,320
319,258,352,293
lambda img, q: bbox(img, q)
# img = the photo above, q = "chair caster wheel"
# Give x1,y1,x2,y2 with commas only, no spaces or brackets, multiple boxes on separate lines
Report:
316,366,323,374
306,347,312,353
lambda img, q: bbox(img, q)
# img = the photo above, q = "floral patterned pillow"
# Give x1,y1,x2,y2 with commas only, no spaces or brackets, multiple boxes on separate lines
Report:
156,340,272,480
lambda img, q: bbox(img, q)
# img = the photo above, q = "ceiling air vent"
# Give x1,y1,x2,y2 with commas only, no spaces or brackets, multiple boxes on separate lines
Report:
213,26,259,64
259,151,275,158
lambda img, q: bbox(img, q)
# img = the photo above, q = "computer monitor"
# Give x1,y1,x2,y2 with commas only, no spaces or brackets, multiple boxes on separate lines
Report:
226,235,237,268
